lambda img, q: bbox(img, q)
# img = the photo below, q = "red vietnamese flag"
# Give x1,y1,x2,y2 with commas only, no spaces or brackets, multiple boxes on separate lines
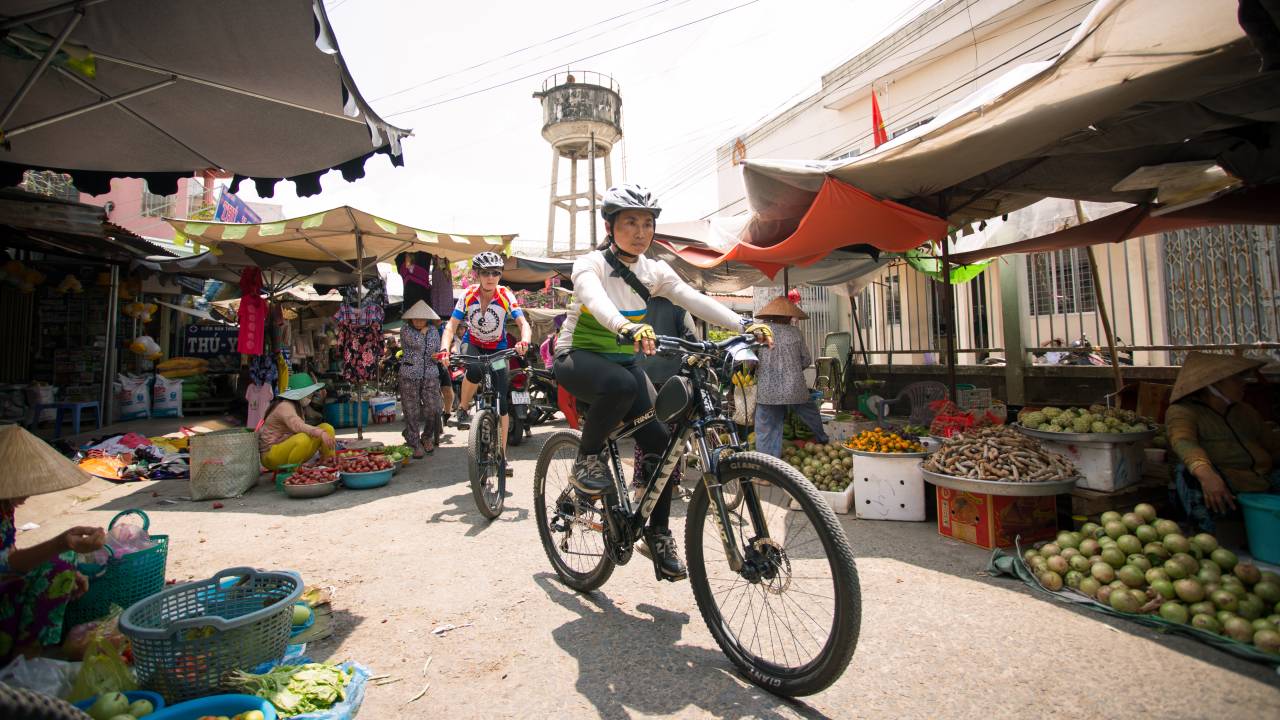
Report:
871,90,889,147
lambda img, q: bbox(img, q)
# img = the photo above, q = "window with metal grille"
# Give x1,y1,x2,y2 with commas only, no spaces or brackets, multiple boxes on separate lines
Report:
884,274,902,325
1026,248,1097,315
140,190,175,217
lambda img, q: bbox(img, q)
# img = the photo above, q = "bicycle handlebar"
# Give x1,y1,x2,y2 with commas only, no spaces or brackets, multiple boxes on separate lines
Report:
614,332,759,356
447,348,519,368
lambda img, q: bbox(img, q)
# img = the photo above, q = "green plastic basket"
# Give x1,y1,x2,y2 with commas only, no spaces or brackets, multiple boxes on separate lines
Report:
65,509,169,629
119,567,303,703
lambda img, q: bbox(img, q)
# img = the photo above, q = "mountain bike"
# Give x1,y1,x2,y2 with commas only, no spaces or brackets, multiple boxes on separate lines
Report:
533,334,861,696
451,348,517,519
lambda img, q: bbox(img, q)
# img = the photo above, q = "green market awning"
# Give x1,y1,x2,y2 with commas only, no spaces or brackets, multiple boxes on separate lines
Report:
904,248,992,284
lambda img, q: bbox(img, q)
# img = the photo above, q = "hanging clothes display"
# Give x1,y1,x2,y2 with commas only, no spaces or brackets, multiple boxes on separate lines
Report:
396,251,433,310
430,256,454,319
335,276,387,384
245,382,275,428
237,268,267,355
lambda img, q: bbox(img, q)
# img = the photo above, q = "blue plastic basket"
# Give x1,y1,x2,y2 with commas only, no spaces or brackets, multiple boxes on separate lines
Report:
1239,493,1280,565
119,567,303,703
145,693,277,720
65,509,169,629
74,690,166,713
323,401,370,428
341,467,392,489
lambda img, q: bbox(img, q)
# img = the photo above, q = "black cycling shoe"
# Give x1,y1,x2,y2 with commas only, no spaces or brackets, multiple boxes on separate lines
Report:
455,408,471,428
643,528,687,581
570,451,612,496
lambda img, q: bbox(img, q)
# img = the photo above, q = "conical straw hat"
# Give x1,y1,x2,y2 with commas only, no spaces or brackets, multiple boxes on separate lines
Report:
1169,352,1266,403
0,425,91,500
757,296,808,320
401,300,440,321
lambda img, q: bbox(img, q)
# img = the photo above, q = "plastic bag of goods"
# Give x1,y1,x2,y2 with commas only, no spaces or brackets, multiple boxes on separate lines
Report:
26,382,55,423
151,375,184,418
117,375,151,421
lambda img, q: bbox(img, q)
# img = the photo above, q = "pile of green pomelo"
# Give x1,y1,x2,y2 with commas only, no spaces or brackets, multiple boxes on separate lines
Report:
782,440,853,493
1023,503,1280,654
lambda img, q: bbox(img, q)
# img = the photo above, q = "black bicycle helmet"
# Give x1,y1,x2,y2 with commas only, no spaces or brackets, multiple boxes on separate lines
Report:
471,251,505,271
601,184,662,223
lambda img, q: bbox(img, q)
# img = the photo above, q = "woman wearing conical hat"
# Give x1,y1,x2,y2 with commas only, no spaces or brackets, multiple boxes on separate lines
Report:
0,426,106,663
1166,352,1280,532
753,296,830,459
399,301,444,458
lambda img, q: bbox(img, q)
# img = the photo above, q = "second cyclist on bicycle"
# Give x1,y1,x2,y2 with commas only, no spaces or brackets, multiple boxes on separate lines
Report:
438,252,533,455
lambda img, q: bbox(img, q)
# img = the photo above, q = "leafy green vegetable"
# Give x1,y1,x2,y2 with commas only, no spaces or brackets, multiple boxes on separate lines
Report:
226,663,352,716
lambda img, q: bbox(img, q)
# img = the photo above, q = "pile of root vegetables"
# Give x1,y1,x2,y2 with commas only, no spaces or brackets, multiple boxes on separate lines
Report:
922,426,1076,482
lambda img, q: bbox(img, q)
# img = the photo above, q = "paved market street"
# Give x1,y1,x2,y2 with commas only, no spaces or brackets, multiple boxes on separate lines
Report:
16,419,1280,719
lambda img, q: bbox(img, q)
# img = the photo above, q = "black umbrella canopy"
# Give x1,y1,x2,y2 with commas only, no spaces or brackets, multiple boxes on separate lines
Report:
0,0,410,197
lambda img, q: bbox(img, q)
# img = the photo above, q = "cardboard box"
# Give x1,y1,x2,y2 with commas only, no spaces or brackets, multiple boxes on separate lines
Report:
936,486,1057,550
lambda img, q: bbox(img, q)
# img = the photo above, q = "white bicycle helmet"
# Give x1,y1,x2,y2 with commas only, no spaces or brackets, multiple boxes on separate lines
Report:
601,184,662,223
471,251,505,271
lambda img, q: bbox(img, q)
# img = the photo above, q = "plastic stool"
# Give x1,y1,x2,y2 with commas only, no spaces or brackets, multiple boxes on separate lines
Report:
33,401,102,439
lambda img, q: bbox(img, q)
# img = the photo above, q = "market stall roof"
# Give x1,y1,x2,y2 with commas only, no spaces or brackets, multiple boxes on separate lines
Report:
507,239,887,295
950,183,1280,265
0,187,168,262
663,177,944,277
733,0,1279,242
163,206,513,270
133,242,359,290
0,0,410,197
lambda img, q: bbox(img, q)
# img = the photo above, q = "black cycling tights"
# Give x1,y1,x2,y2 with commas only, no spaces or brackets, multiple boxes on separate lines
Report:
554,350,674,529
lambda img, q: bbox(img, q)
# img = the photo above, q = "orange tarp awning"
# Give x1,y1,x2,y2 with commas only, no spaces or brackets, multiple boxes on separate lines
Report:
665,178,947,277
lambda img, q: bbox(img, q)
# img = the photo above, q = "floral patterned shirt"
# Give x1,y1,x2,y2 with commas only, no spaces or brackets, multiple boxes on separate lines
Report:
399,324,441,381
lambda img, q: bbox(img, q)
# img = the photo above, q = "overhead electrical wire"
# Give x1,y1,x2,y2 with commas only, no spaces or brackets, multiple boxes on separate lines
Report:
652,3,1088,206
375,0,685,104
384,0,761,117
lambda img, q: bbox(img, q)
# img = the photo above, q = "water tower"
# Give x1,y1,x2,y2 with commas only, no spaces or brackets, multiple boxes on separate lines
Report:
533,71,622,255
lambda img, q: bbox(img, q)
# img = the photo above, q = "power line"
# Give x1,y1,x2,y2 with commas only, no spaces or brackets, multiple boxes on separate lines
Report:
384,0,761,117
373,0,680,103
654,8,1086,206
654,1,1085,198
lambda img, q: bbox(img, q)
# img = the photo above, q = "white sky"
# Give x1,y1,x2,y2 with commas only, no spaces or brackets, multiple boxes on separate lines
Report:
234,0,929,255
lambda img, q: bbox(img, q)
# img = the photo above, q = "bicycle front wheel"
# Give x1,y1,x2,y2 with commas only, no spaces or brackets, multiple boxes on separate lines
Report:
468,409,505,519
686,451,860,696
533,430,614,592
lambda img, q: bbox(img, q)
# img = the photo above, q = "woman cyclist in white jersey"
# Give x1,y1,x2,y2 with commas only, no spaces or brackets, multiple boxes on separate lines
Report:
554,184,772,581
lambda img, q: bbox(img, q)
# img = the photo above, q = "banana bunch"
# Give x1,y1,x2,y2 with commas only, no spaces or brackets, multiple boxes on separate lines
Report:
731,369,756,387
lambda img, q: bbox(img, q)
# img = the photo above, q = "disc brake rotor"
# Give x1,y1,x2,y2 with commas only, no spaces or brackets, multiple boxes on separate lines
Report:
752,537,792,595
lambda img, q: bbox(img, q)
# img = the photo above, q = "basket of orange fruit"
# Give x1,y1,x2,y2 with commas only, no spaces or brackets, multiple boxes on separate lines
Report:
844,427,928,457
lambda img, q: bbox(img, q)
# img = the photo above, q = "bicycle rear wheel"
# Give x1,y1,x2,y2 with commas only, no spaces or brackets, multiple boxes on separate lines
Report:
686,451,860,696
468,408,505,519
534,430,615,592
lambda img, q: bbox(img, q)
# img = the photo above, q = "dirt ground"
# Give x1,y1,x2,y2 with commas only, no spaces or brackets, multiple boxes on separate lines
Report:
16,417,1280,719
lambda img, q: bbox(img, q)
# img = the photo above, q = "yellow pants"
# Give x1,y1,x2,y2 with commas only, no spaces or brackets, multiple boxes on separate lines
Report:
262,423,335,470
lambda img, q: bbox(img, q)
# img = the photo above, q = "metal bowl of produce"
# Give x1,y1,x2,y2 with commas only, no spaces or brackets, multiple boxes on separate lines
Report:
283,478,339,499
1014,424,1156,444
921,466,1080,497
341,468,393,489
845,448,930,458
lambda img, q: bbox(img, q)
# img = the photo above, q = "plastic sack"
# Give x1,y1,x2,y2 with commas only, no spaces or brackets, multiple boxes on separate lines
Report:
0,655,82,699
67,611,138,703
26,382,55,423
118,375,151,421
107,522,155,558
152,375,184,418
62,606,129,661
